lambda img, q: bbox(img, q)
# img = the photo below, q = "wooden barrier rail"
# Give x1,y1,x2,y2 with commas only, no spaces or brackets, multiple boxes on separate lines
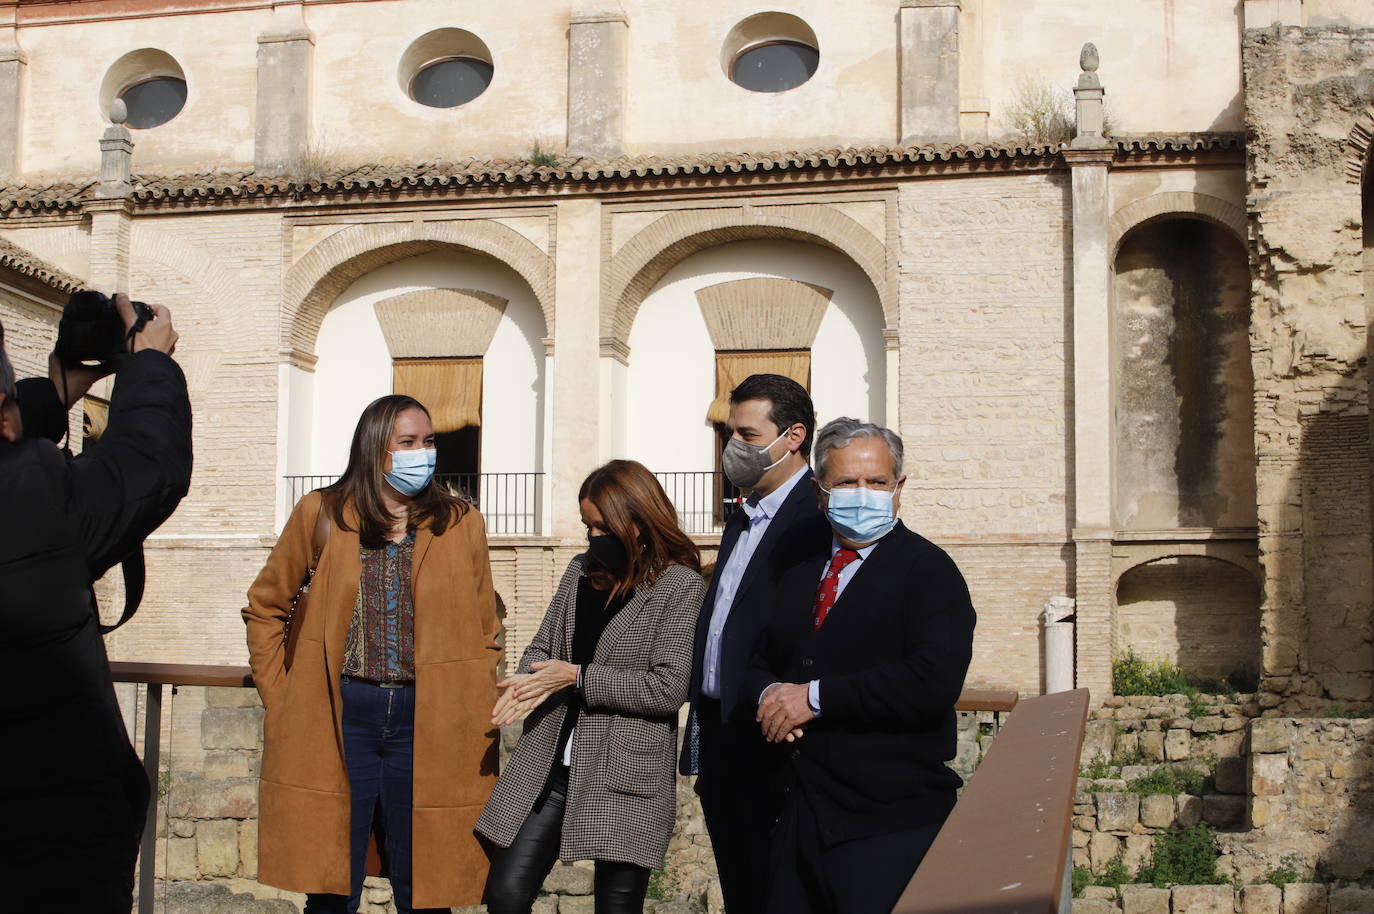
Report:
893,688,1090,914
109,663,1026,914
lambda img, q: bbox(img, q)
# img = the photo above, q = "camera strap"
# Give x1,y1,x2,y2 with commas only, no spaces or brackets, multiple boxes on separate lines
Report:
96,547,147,634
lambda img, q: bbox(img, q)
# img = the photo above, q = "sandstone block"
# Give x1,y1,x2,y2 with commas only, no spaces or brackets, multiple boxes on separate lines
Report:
545,864,595,896
1251,719,1290,754
1140,794,1175,828
1120,885,1170,914
1084,887,1118,900
169,776,259,820
1194,716,1224,734
1250,798,1270,827
206,686,263,708
1203,794,1245,828
239,819,258,879
1329,886,1374,913
1166,729,1192,760
1283,883,1328,914
205,750,261,780
167,835,198,881
1073,829,1091,848
1172,884,1233,914
706,878,724,914
201,707,265,751
1123,835,1152,874
560,897,595,914
1072,901,1118,914
1140,731,1166,761
171,817,195,838
1116,730,1140,758
1121,765,1153,782
1074,847,1090,870
533,897,559,914
1176,794,1202,827
1096,793,1140,831
1252,754,1289,795
1090,832,1121,873
1240,884,1281,914
1215,756,1247,794
196,819,240,877
1212,731,1246,757
1083,720,1116,764
1223,717,1247,732
1332,757,1373,779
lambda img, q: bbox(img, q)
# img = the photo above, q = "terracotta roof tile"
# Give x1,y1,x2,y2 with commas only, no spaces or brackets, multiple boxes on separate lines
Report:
0,134,1243,213
0,236,84,292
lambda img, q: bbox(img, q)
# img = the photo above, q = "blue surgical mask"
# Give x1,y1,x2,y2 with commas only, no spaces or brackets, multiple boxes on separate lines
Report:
822,485,898,545
385,447,436,496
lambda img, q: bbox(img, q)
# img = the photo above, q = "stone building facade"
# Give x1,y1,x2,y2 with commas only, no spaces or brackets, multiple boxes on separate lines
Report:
0,0,1370,717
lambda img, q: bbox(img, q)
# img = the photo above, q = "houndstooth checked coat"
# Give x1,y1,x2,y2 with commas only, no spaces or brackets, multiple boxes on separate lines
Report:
475,556,705,869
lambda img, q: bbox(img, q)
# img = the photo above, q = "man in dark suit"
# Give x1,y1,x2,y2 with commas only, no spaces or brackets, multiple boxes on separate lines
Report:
745,417,976,914
680,373,830,914
0,297,191,912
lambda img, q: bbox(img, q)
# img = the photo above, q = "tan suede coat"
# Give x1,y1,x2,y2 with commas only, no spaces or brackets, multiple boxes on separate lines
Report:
242,490,501,908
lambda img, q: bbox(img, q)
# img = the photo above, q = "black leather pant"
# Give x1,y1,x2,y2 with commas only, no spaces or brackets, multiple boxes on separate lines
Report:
483,766,651,914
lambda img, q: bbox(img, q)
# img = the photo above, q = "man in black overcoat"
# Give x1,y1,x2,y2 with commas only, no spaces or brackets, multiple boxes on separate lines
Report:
679,374,831,914
0,296,190,913
745,417,976,914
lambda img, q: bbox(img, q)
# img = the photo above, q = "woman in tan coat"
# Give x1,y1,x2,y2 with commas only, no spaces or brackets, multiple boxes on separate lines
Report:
243,395,501,913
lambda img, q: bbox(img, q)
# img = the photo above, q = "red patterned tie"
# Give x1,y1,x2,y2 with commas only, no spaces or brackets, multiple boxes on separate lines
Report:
813,548,860,631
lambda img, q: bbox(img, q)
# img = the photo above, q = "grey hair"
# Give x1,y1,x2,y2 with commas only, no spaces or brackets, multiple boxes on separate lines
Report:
814,417,904,482
0,320,15,404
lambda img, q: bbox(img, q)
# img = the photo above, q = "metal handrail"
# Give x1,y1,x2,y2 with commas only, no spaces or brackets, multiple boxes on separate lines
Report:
892,688,1090,914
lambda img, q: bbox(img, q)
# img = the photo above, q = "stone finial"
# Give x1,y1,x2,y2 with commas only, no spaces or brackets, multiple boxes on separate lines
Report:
96,102,134,199
1072,41,1108,149
1080,42,1100,74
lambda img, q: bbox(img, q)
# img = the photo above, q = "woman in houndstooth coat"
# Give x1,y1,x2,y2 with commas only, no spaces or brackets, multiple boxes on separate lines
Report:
476,460,705,914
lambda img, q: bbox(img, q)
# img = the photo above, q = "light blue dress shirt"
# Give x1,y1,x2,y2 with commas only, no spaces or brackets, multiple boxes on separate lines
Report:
701,464,809,699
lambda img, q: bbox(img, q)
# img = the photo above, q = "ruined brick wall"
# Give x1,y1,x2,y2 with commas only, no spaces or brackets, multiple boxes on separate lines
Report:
1245,25,1374,708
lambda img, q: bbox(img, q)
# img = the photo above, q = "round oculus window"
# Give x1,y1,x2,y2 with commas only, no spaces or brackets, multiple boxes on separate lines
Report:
411,57,493,108
730,41,818,93
118,76,187,129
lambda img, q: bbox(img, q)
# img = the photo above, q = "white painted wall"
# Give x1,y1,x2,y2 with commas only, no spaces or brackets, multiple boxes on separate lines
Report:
300,250,546,479
623,238,886,479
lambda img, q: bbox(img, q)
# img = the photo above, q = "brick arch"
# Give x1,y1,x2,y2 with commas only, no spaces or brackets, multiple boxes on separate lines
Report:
282,220,553,365
1109,192,1247,258
1111,548,1261,590
603,204,893,356
1346,107,1374,185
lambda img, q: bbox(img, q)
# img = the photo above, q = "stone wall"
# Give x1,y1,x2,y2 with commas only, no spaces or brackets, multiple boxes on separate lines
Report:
1244,23,1374,709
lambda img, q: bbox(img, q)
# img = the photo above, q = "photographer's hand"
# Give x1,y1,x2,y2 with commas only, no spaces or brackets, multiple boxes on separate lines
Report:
47,352,113,409
115,293,178,355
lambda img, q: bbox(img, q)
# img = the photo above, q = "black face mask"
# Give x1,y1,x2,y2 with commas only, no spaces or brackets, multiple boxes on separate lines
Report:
586,533,630,578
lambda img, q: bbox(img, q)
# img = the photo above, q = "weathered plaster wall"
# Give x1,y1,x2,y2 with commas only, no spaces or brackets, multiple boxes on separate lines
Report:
1245,25,1374,708
1114,218,1255,530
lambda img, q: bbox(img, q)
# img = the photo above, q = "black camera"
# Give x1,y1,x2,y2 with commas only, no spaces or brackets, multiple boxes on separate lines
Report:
55,291,154,368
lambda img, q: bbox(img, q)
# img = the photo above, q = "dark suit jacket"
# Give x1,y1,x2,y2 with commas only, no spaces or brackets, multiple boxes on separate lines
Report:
0,352,192,875
742,521,976,845
680,467,829,773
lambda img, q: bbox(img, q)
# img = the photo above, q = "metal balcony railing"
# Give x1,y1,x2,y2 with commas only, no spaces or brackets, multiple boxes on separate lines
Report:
285,472,544,536
653,471,741,535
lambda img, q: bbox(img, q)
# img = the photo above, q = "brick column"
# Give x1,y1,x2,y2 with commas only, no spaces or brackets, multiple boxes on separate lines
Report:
898,0,961,143
0,7,24,181
90,106,135,292
254,4,314,174
1065,44,1115,702
567,9,628,158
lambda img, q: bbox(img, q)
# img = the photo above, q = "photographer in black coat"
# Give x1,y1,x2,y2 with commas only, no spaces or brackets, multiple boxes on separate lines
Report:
0,294,189,913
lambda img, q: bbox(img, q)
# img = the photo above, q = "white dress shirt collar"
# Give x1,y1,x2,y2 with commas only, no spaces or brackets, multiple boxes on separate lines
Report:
742,463,809,523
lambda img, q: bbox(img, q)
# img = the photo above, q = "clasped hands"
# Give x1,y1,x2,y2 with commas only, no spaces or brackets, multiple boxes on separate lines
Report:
491,659,579,726
757,682,814,743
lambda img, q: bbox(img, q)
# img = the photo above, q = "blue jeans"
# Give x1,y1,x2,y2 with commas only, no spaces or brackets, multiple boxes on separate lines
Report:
304,678,437,914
